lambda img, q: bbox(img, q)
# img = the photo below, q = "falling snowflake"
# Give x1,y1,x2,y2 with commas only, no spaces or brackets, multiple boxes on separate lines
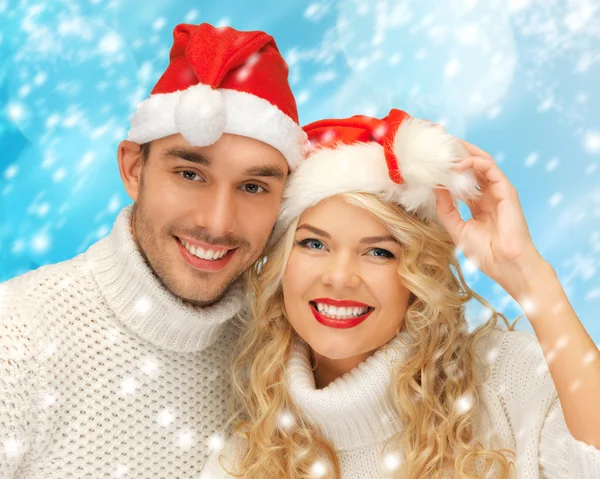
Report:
310,460,328,478
177,430,196,450
383,452,401,471
207,433,225,452
156,409,174,427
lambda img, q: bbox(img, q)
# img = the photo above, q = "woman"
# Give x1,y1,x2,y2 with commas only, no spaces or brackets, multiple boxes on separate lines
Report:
201,110,600,478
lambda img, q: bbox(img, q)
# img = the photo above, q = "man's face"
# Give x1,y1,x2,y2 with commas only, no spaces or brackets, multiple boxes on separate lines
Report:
128,133,288,306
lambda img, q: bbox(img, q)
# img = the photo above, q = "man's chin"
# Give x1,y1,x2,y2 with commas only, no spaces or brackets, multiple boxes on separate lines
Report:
169,274,235,308
179,291,227,308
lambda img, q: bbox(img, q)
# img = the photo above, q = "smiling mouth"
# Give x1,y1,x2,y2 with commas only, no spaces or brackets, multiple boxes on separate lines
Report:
308,301,374,330
309,301,374,319
176,236,235,261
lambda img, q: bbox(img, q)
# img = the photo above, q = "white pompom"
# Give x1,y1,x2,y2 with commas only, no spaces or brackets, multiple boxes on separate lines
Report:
393,118,457,188
175,84,226,146
393,118,479,217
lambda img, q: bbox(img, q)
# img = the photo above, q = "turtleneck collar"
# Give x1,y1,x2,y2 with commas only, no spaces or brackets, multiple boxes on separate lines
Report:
287,332,414,451
85,205,245,353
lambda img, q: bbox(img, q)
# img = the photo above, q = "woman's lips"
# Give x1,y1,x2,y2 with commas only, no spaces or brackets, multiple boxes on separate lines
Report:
309,302,374,330
311,297,372,308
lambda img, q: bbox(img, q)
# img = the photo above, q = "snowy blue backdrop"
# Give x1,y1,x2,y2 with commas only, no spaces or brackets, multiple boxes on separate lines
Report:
0,0,599,342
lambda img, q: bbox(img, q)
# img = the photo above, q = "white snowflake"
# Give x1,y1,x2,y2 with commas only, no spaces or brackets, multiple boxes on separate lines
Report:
177,430,196,450
120,377,137,395
277,410,296,431
383,452,401,471
310,460,328,478
3,438,25,459
549,192,563,207
455,393,475,414
98,32,122,54
156,409,174,427
31,231,51,253
3,164,19,180
584,131,600,154
135,297,151,315
207,433,225,452
6,102,26,122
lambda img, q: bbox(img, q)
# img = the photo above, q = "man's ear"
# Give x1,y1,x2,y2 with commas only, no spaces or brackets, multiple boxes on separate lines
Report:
117,140,145,202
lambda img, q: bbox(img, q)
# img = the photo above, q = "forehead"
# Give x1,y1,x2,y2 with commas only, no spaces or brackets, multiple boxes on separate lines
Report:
152,133,288,172
298,196,389,237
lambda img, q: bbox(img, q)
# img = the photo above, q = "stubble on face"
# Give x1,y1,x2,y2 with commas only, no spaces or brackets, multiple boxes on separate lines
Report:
126,133,286,307
131,187,254,307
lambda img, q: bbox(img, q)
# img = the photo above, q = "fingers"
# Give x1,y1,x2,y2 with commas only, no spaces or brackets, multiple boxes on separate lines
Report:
434,188,465,245
452,155,517,202
452,156,508,186
457,139,493,160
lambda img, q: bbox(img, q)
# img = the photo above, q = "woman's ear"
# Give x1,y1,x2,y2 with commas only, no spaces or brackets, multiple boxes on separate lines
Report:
117,140,145,202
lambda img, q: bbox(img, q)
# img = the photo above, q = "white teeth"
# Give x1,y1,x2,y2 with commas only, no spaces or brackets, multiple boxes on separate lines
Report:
179,239,228,261
313,303,370,319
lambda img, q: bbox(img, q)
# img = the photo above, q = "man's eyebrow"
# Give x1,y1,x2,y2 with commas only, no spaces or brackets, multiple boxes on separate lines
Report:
163,149,285,180
243,165,286,180
164,148,211,166
296,224,331,238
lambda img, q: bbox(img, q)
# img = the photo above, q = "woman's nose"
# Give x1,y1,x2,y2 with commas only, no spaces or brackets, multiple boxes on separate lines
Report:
320,253,361,290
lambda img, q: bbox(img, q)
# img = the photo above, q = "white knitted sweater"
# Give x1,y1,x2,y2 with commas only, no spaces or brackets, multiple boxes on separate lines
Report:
0,206,245,478
202,327,600,478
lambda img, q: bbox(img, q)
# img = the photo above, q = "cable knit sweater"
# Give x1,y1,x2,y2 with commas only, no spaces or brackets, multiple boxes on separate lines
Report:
201,327,600,478
0,206,245,478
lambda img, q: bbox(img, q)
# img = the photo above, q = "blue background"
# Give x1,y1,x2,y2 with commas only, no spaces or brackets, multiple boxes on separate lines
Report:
1,0,599,342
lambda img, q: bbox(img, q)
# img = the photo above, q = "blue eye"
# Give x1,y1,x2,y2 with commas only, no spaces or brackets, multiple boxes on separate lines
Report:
179,171,203,181
297,238,325,250
369,248,395,259
240,183,266,194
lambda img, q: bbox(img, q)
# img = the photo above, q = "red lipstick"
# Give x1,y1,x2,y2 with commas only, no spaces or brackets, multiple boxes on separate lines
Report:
311,298,372,308
309,298,374,330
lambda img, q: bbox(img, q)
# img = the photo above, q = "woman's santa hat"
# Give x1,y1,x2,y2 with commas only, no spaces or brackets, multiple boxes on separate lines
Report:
127,23,307,168
275,109,480,237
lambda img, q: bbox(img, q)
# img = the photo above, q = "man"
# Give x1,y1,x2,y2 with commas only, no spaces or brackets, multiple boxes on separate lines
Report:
0,23,306,477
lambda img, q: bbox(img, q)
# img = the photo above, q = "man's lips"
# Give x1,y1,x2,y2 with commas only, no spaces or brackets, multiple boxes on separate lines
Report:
175,236,236,272
175,236,236,253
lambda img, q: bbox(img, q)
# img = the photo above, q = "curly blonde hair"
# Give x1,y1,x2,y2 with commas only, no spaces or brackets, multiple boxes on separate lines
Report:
225,193,517,478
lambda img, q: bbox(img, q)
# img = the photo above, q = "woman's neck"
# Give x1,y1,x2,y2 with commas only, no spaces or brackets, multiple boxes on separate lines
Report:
312,350,376,389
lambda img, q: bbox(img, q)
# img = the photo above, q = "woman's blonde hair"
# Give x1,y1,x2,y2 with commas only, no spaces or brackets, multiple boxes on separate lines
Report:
225,192,517,478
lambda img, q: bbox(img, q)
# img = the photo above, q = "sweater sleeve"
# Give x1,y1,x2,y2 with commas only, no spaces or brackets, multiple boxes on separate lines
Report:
538,397,600,478
0,280,40,477
493,330,600,479
200,435,248,479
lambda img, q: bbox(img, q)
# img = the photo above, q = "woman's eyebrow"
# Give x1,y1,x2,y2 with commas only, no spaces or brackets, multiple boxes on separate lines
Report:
360,235,397,245
296,226,396,245
296,224,331,238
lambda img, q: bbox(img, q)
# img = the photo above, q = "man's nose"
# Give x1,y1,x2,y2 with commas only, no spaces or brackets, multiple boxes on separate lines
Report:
194,187,236,238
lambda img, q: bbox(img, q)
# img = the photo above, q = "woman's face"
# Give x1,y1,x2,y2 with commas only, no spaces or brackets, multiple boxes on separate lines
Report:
282,196,412,361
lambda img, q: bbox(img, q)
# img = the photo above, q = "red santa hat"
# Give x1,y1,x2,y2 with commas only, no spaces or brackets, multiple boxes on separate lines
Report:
275,109,480,236
127,23,307,168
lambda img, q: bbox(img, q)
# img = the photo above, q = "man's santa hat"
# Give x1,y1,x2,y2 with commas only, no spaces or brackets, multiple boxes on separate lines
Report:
127,23,307,168
276,109,480,237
